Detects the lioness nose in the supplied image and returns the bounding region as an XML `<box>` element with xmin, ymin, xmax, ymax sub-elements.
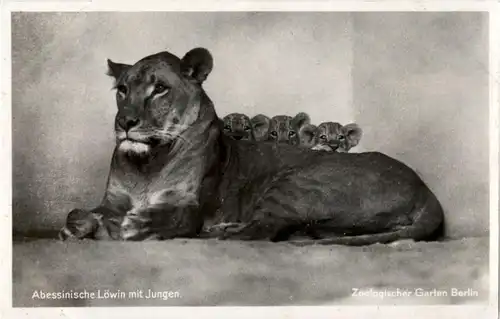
<box><xmin>118</xmin><ymin>116</ymin><xmax>140</xmax><ymax>131</ymax></box>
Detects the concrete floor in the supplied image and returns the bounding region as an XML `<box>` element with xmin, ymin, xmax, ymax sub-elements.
<box><xmin>12</xmin><ymin>237</ymin><xmax>489</xmax><ymax>307</ymax></box>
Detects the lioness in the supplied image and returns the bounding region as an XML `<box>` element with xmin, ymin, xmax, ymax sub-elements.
<box><xmin>59</xmin><ymin>47</ymin><xmax>444</xmax><ymax>245</ymax></box>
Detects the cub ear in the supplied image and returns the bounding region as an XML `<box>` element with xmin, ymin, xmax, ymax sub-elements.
<box><xmin>299</xmin><ymin>124</ymin><xmax>317</xmax><ymax>147</ymax></box>
<box><xmin>106</xmin><ymin>59</ymin><xmax>132</xmax><ymax>81</ymax></box>
<box><xmin>342</xmin><ymin>123</ymin><xmax>363</xmax><ymax>148</ymax></box>
<box><xmin>292</xmin><ymin>112</ymin><xmax>311</xmax><ymax>130</ymax></box>
<box><xmin>250</xmin><ymin>114</ymin><xmax>271</xmax><ymax>141</ymax></box>
<box><xmin>180</xmin><ymin>47</ymin><xmax>214</xmax><ymax>84</ymax></box>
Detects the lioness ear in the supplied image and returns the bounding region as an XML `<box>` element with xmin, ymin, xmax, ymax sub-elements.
<box><xmin>106</xmin><ymin>59</ymin><xmax>132</xmax><ymax>81</ymax></box>
<box><xmin>342</xmin><ymin>123</ymin><xmax>363</xmax><ymax>148</ymax></box>
<box><xmin>292</xmin><ymin>112</ymin><xmax>311</xmax><ymax>130</ymax></box>
<box><xmin>250</xmin><ymin>114</ymin><xmax>271</xmax><ymax>141</ymax></box>
<box><xmin>299</xmin><ymin>124</ymin><xmax>317</xmax><ymax>147</ymax></box>
<box><xmin>180</xmin><ymin>47</ymin><xmax>214</xmax><ymax>84</ymax></box>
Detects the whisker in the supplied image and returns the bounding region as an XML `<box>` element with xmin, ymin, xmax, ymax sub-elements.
<box><xmin>153</xmin><ymin>130</ymin><xmax>192</xmax><ymax>146</ymax></box>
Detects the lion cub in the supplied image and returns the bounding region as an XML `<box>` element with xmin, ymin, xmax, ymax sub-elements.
<box><xmin>300</xmin><ymin>121</ymin><xmax>363</xmax><ymax>152</ymax></box>
<box><xmin>221</xmin><ymin>113</ymin><xmax>255</xmax><ymax>141</ymax></box>
<box><xmin>221</xmin><ymin>113</ymin><xmax>273</xmax><ymax>142</ymax></box>
<box><xmin>265</xmin><ymin>112</ymin><xmax>311</xmax><ymax>145</ymax></box>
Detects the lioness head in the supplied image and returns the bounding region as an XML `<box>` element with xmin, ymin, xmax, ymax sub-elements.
<box><xmin>222</xmin><ymin>113</ymin><xmax>254</xmax><ymax>141</ymax></box>
<box><xmin>310</xmin><ymin>122</ymin><xmax>363</xmax><ymax>152</ymax></box>
<box><xmin>267</xmin><ymin>112</ymin><xmax>311</xmax><ymax>145</ymax></box>
<box><xmin>106</xmin><ymin>47</ymin><xmax>214</xmax><ymax>156</ymax></box>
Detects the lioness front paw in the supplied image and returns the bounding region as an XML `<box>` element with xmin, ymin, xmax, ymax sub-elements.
<box><xmin>59</xmin><ymin>208</ymin><xmax>99</xmax><ymax>241</ymax></box>
<box><xmin>120</xmin><ymin>210</ymin><xmax>154</xmax><ymax>241</ymax></box>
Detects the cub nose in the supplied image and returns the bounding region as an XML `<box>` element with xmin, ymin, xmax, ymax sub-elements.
<box><xmin>118</xmin><ymin>116</ymin><xmax>140</xmax><ymax>131</ymax></box>
<box><xmin>329</xmin><ymin>141</ymin><xmax>341</xmax><ymax>151</ymax></box>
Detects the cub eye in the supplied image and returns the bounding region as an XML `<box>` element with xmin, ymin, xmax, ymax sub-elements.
<box><xmin>244</xmin><ymin>126</ymin><xmax>251</xmax><ymax>131</ymax></box>
<box><xmin>270</xmin><ymin>131</ymin><xmax>278</xmax><ymax>137</ymax></box>
<box><xmin>224</xmin><ymin>125</ymin><xmax>231</xmax><ymax>131</ymax></box>
<box><xmin>320</xmin><ymin>135</ymin><xmax>327</xmax><ymax>140</ymax></box>
<box><xmin>153</xmin><ymin>82</ymin><xmax>169</xmax><ymax>95</ymax></box>
<box><xmin>288</xmin><ymin>131</ymin><xmax>296</xmax><ymax>137</ymax></box>
<box><xmin>116</xmin><ymin>85</ymin><xmax>128</xmax><ymax>96</ymax></box>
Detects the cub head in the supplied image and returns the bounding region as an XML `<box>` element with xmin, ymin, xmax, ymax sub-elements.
<box><xmin>311</xmin><ymin>122</ymin><xmax>363</xmax><ymax>152</ymax></box>
<box><xmin>250</xmin><ymin>114</ymin><xmax>271</xmax><ymax>141</ymax></box>
<box><xmin>106</xmin><ymin>47</ymin><xmax>214</xmax><ymax>156</ymax></box>
<box><xmin>267</xmin><ymin>112</ymin><xmax>311</xmax><ymax>145</ymax></box>
<box><xmin>222</xmin><ymin>113</ymin><xmax>254</xmax><ymax>141</ymax></box>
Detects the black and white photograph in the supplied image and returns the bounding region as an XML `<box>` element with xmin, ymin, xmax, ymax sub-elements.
<box><xmin>2</xmin><ymin>1</ymin><xmax>498</xmax><ymax>318</ymax></box>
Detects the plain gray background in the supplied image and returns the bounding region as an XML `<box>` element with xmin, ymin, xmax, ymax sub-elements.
<box><xmin>11</xmin><ymin>12</ymin><xmax>489</xmax><ymax>238</ymax></box>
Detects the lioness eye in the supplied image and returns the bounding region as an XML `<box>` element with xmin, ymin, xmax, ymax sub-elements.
<box><xmin>153</xmin><ymin>83</ymin><xmax>168</xmax><ymax>94</ymax></box>
<box><xmin>244</xmin><ymin>126</ymin><xmax>251</xmax><ymax>131</ymax></box>
<box><xmin>116</xmin><ymin>85</ymin><xmax>128</xmax><ymax>95</ymax></box>
<box><xmin>270</xmin><ymin>131</ymin><xmax>278</xmax><ymax>137</ymax></box>
<box><xmin>289</xmin><ymin>131</ymin><xmax>296</xmax><ymax>137</ymax></box>
<box><xmin>338</xmin><ymin>135</ymin><xmax>345</xmax><ymax>140</ymax></box>
<box><xmin>320</xmin><ymin>135</ymin><xmax>327</xmax><ymax>140</ymax></box>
